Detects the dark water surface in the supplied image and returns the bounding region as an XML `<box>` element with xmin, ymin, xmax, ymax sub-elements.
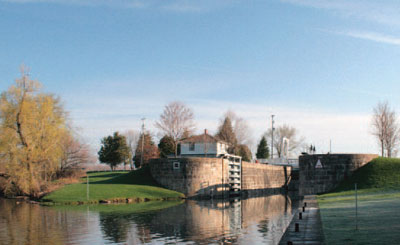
<box><xmin>0</xmin><ymin>194</ymin><xmax>298</xmax><ymax>244</ymax></box>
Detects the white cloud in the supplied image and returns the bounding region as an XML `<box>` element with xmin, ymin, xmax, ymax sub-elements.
<box><xmin>280</xmin><ymin>0</ymin><xmax>400</xmax><ymax>27</ymax></box>
<box><xmin>339</xmin><ymin>30</ymin><xmax>400</xmax><ymax>46</ymax></box>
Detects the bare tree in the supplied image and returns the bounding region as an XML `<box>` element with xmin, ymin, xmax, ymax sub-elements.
<box><xmin>123</xmin><ymin>130</ymin><xmax>140</xmax><ymax>170</ymax></box>
<box><xmin>155</xmin><ymin>101</ymin><xmax>195</xmax><ymax>156</ymax></box>
<box><xmin>266</xmin><ymin>124</ymin><xmax>304</xmax><ymax>158</ymax></box>
<box><xmin>223</xmin><ymin>110</ymin><xmax>253</xmax><ymax>147</ymax></box>
<box><xmin>59</xmin><ymin>133</ymin><xmax>95</xmax><ymax>176</ymax></box>
<box><xmin>371</xmin><ymin>101</ymin><xmax>399</xmax><ymax>157</ymax></box>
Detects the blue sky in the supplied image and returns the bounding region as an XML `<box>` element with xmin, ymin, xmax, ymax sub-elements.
<box><xmin>1</xmin><ymin>0</ymin><xmax>400</xmax><ymax>155</ymax></box>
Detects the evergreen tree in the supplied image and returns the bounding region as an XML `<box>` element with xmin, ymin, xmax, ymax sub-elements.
<box><xmin>134</xmin><ymin>132</ymin><xmax>159</xmax><ymax>168</ymax></box>
<box><xmin>235</xmin><ymin>144</ymin><xmax>252</xmax><ymax>162</ymax></box>
<box><xmin>98</xmin><ymin>132</ymin><xmax>130</xmax><ymax>171</ymax></box>
<box><xmin>158</xmin><ymin>135</ymin><xmax>175</xmax><ymax>158</ymax></box>
<box><xmin>256</xmin><ymin>136</ymin><xmax>270</xmax><ymax>159</ymax></box>
<box><xmin>216</xmin><ymin>117</ymin><xmax>237</xmax><ymax>153</ymax></box>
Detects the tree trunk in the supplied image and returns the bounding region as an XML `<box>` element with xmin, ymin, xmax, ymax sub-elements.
<box><xmin>174</xmin><ymin>141</ymin><xmax>178</xmax><ymax>157</ymax></box>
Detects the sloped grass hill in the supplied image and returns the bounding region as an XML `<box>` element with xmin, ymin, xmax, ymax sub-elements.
<box><xmin>333</xmin><ymin>157</ymin><xmax>400</xmax><ymax>192</ymax></box>
<box><xmin>43</xmin><ymin>166</ymin><xmax>184</xmax><ymax>204</ymax></box>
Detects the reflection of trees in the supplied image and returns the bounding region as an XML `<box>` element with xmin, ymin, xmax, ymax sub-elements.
<box><xmin>257</xmin><ymin>219</ymin><xmax>270</xmax><ymax>235</ymax></box>
<box><xmin>1</xmin><ymin>195</ymin><xmax>297</xmax><ymax>244</ymax></box>
<box><xmin>99</xmin><ymin>214</ymin><xmax>130</xmax><ymax>243</ymax></box>
<box><xmin>99</xmin><ymin>212</ymin><xmax>162</xmax><ymax>244</ymax></box>
<box><xmin>136</xmin><ymin>225</ymin><xmax>152</xmax><ymax>244</ymax></box>
<box><xmin>0</xmin><ymin>199</ymin><xmax>65</xmax><ymax>244</ymax></box>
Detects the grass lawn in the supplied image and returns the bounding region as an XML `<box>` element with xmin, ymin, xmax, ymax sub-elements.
<box><xmin>43</xmin><ymin>167</ymin><xmax>184</xmax><ymax>204</ymax></box>
<box><xmin>318</xmin><ymin>189</ymin><xmax>400</xmax><ymax>244</ymax></box>
<box><xmin>317</xmin><ymin>158</ymin><xmax>400</xmax><ymax>244</ymax></box>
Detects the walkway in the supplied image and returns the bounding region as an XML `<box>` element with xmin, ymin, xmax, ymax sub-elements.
<box><xmin>279</xmin><ymin>195</ymin><xmax>324</xmax><ymax>245</ymax></box>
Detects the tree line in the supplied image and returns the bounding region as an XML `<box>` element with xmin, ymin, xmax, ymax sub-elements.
<box><xmin>98</xmin><ymin>101</ymin><xmax>306</xmax><ymax>170</ymax></box>
<box><xmin>0</xmin><ymin>68</ymin><xmax>93</xmax><ymax>197</ymax></box>
<box><xmin>0</xmin><ymin>70</ymin><xmax>306</xmax><ymax>197</ymax></box>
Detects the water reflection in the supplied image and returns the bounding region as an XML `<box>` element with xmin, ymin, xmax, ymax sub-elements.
<box><xmin>0</xmin><ymin>194</ymin><xmax>297</xmax><ymax>244</ymax></box>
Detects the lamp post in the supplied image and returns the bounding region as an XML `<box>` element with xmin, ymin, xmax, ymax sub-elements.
<box><xmin>140</xmin><ymin>118</ymin><xmax>145</xmax><ymax>167</ymax></box>
<box><xmin>271</xmin><ymin>115</ymin><xmax>275</xmax><ymax>159</ymax></box>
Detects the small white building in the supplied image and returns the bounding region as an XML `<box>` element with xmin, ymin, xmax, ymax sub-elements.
<box><xmin>180</xmin><ymin>130</ymin><xmax>229</xmax><ymax>157</ymax></box>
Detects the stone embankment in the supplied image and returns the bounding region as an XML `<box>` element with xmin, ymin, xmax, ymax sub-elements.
<box><xmin>149</xmin><ymin>157</ymin><xmax>292</xmax><ymax>198</ymax></box>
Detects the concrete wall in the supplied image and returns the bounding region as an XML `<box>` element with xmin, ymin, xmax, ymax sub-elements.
<box><xmin>299</xmin><ymin>153</ymin><xmax>378</xmax><ymax>195</ymax></box>
<box><xmin>149</xmin><ymin>157</ymin><xmax>291</xmax><ymax>198</ymax></box>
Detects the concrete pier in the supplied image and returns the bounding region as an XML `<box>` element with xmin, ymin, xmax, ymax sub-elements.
<box><xmin>279</xmin><ymin>195</ymin><xmax>324</xmax><ymax>245</ymax></box>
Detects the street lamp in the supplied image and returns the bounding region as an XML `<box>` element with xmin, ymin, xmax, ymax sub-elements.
<box><xmin>271</xmin><ymin>115</ymin><xmax>275</xmax><ymax>159</ymax></box>
<box><xmin>140</xmin><ymin>118</ymin><xmax>145</xmax><ymax>167</ymax></box>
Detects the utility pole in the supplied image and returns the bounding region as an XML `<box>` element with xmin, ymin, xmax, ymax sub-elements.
<box><xmin>140</xmin><ymin>118</ymin><xmax>146</xmax><ymax>167</ymax></box>
<box><xmin>271</xmin><ymin>115</ymin><xmax>275</xmax><ymax>159</ymax></box>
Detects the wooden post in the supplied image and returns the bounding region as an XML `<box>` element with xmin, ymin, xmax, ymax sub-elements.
<box><xmin>355</xmin><ymin>183</ymin><xmax>358</xmax><ymax>230</ymax></box>
<box><xmin>87</xmin><ymin>174</ymin><xmax>89</xmax><ymax>201</ymax></box>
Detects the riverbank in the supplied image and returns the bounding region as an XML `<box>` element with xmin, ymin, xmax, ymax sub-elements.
<box><xmin>42</xmin><ymin>167</ymin><xmax>184</xmax><ymax>205</ymax></box>
<box><xmin>317</xmin><ymin>157</ymin><xmax>400</xmax><ymax>244</ymax></box>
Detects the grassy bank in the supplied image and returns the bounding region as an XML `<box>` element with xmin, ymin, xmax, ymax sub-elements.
<box><xmin>334</xmin><ymin>157</ymin><xmax>400</xmax><ymax>191</ymax></box>
<box><xmin>53</xmin><ymin>199</ymin><xmax>184</xmax><ymax>213</ymax></box>
<box><xmin>43</xmin><ymin>167</ymin><xmax>184</xmax><ymax>204</ymax></box>
<box><xmin>318</xmin><ymin>157</ymin><xmax>400</xmax><ymax>244</ymax></box>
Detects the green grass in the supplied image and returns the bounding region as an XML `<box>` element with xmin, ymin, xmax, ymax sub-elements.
<box><xmin>334</xmin><ymin>157</ymin><xmax>400</xmax><ymax>192</ymax></box>
<box><xmin>43</xmin><ymin>167</ymin><xmax>184</xmax><ymax>204</ymax></box>
<box><xmin>318</xmin><ymin>190</ymin><xmax>400</xmax><ymax>244</ymax></box>
<box><xmin>317</xmin><ymin>158</ymin><xmax>400</xmax><ymax>244</ymax></box>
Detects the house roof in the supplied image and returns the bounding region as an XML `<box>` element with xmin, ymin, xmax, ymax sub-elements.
<box><xmin>180</xmin><ymin>133</ymin><xmax>227</xmax><ymax>144</ymax></box>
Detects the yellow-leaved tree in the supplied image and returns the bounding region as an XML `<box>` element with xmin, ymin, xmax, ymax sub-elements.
<box><xmin>0</xmin><ymin>67</ymin><xmax>68</xmax><ymax>197</ymax></box>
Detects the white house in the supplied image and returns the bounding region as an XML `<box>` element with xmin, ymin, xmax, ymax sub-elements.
<box><xmin>180</xmin><ymin>130</ymin><xmax>229</xmax><ymax>157</ymax></box>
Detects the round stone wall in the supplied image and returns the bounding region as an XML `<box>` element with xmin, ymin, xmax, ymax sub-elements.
<box><xmin>299</xmin><ymin>153</ymin><xmax>378</xmax><ymax>195</ymax></box>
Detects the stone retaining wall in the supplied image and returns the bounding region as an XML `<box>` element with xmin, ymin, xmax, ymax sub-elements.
<box><xmin>241</xmin><ymin>162</ymin><xmax>291</xmax><ymax>197</ymax></box>
<box><xmin>149</xmin><ymin>157</ymin><xmax>291</xmax><ymax>198</ymax></box>
<box><xmin>299</xmin><ymin>153</ymin><xmax>378</xmax><ymax>195</ymax></box>
<box><xmin>149</xmin><ymin>158</ymin><xmax>230</xmax><ymax>198</ymax></box>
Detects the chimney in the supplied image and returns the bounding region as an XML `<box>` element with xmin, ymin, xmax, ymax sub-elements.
<box><xmin>204</xmin><ymin>129</ymin><xmax>208</xmax><ymax>135</ymax></box>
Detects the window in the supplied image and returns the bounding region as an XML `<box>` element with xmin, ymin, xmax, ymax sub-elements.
<box><xmin>173</xmin><ymin>162</ymin><xmax>180</xmax><ymax>170</ymax></box>
<box><xmin>189</xmin><ymin>142</ymin><xmax>195</xmax><ymax>151</ymax></box>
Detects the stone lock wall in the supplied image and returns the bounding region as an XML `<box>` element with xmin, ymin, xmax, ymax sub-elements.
<box><xmin>241</xmin><ymin>162</ymin><xmax>291</xmax><ymax>197</ymax></box>
<box><xmin>149</xmin><ymin>157</ymin><xmax>292</xmax><ymax>198</ymax></box>
<box><xmin>149</xmin><ymin>157</ymin><xmax>231</xmax><ymax>198</ymax></box>
<box><xmin>299</xmin><ymin>153</ymin><xmax>378</xmax><ymax>195</ymax></box>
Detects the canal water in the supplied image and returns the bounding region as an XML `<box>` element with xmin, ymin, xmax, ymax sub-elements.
<box><xmin>0</xmin><ymin>194</ymin><xmax>299</xmax><ymax>244</ymax></box>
